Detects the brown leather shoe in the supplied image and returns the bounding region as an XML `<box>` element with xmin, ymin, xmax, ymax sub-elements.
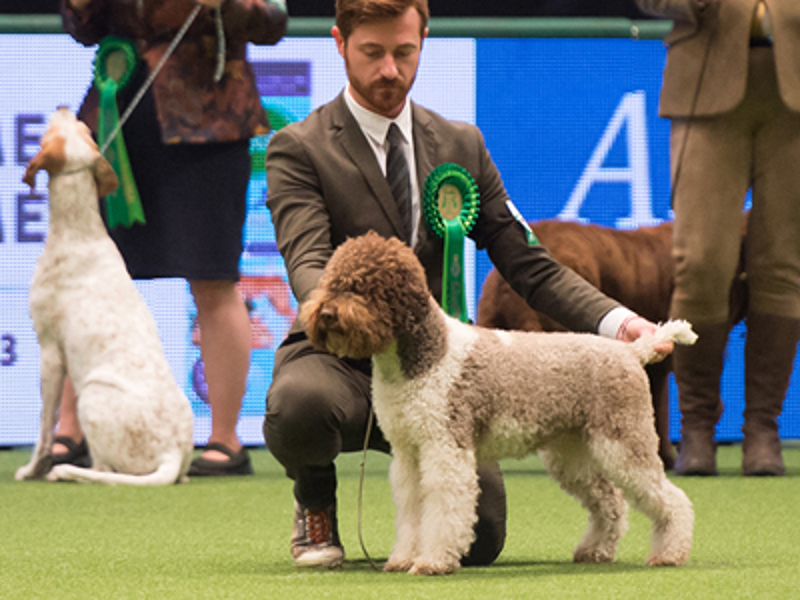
<box><xmin>674</xmin><ymin>429</ymin><xmax>717</xmax><ymax>476</ymax></box>
<box><xmin>291</xmin><ymin>501</ymin><xmax>344</xmax><ymax>568</ymax></box>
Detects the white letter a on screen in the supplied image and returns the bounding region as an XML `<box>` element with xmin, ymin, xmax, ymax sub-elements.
<box><xmin>558</xmin><ymin>91</ymin><xmax>659</xmax><ymax>229</ymax></box>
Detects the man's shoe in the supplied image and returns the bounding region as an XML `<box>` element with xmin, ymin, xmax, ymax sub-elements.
<box><xmin>291</xmin><ymin>501</ymin><xmax>344</xmax><ymax>568</ymax></box>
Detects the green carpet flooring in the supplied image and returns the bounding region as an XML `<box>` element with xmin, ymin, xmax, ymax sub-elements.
<box><xmin>2</xmin><ymin>444</ymin><xmax>799</xmax><ymax>599</ymax></box>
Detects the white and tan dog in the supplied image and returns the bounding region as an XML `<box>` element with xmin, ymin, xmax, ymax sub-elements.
<box><xmin>15</xmin><ymin>107</ymin><xmax>194</xmax><ymax>485</ymax></box>
<box><xmin>302</xmin><ymin>232</ymin><xmax>696</xmax><ymax>575</ymax></box>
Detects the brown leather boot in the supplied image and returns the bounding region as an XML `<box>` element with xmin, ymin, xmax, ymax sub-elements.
<box><xmin>742</xmin><ymin>312</ymin><xmax>800</xmax><ymax>476</ymax></box>
<box><xmin>672</xmin><ymin>322</ymin><xmax>730</xmax><ymax>476</ymax></box>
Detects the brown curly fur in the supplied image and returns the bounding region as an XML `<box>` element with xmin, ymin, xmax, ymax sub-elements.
<box><xmin>301</xmin><ymin>232</ymin><xmax>444</xmax><ymax>373</ymax></box>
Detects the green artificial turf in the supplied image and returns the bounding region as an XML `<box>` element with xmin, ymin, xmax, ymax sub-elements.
<box><xmin>2</xmin><ymin>444</ymin><xmax>799</xmax><ymax>599</ymax></box>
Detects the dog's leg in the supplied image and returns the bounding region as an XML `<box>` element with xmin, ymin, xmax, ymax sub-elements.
<box><xmin>639</xmin><ymin>477</ymin><xmax>694</xmax><ymax>567</ymax></box>
<box><xmin>589</xmin><ymin>436</ymin><xmax>694</xmax><ymax>566</ymax></box>
<box><xmin>409</xmin><ymin>443</ymin><xmax>479</xmax><ymax>575</ymax></box>
<box><xmin>15</xmin><ymin>345</ymin><xmax>66</xmax><ymax>480</ymax></box>
<box><xmin>384</xmin><ymin>448</ymin><xmax>422</xmax><ymax>572</ymax></box>
<box><xmin>539</xmin><ymin>434</ymin><xmax>629</xmax><ymax>564</ymax></box>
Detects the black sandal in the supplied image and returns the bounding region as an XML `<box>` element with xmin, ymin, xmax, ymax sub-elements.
<box><xmin>188</xmin><ymin>442</ymin><xmax>253</xmax><ymax>477</ymax></box>
<box><xmin>51</xmin><ymin>436</ymin><xmax>92</xmax><ymax>468</ymax></box>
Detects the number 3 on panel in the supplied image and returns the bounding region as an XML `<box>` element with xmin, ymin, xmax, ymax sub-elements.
<box><xmin>1</xmin><ymin>334</ymin><xmax>17</xmax><ymax>366</ymax></box>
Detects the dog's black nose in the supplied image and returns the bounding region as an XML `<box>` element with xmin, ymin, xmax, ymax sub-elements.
<box><xmin>320</xmin><ymin>306</ymin><xmax>338</xmax><ymax>328</ymax></box>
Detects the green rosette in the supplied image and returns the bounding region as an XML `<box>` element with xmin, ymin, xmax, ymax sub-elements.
<box><xmin>422</xmin><ymin>163</ymin><xmax>480</xmax><ymax>323</ymax></box>
<box><xmin>93</xmin><ymin>36</ymin><xmax>145</xmax><ymax>228</ymax></box>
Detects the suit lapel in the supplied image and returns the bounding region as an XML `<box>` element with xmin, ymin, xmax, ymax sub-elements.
<box><xmin>331</xmin><ymin>93</ymin><xmax>408</xmax><ymax>239</ymax></box>
<box><xmin>412</xmin><ymin>103</ymin><xmax>436</xmax><ymax>251</ymax></box>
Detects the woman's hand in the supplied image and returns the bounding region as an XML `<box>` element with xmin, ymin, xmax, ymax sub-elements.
<box><xmin>67</xmin><ymin>0</ymin><xmax>93</xmax><ymax>11</ymax></box>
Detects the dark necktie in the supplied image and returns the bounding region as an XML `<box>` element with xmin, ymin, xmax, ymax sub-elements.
<box><xmin>385</xmin><ymin>123</ymin><xmax>412</xmax><ymax>242</ymax></box>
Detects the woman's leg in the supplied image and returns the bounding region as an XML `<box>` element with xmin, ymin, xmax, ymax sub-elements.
<box><xmin>189</xmin><ymin>279</ymin><xmax>251</xmax><ymax>464</ymax></box>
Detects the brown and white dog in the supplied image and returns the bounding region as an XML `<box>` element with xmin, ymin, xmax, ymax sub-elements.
<box><xmin>15</xmin><ymin>107</ymin><xmax>194</xmax><ymax>485</ymax></box>
<box><xmin>477</xmin><ymin>219</ymin><xmax>748</xmax><ymax>469</ymax></box>
<box><xmin>302</xmin><ymin>232</ymin><xmax>696</xmax><ymax>575</ymax></box>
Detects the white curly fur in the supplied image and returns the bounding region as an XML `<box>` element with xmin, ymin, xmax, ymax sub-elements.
<box><xmin>14</xmin><ymin>108</ymin><xmax>194</xmax><ymax>486</ymax></box>
<box><xmin>303</xmin><ymin>232</ymin><xmax>695</xmax><ymax>575</ymax></box>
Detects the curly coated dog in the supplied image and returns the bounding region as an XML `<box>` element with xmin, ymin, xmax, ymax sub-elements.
<box><xmin>477</xmin><ymin>219</ymin><xmax>749</xmax><ymax>470</ymax></box>
<box><xmin>301</xmin><ymin>231</ymin><xmax>696</xmax><ymax>575</ymax></box>
<box><xmin>15</xmin><ymin>107</ymin><xmax>194</xmax><ymax>485</ymax></box>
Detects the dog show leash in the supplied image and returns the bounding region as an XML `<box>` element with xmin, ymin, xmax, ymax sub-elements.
<box><xmin>357</xmin><ymin>405</ymin><xmax>381</xmax><ymax>571</ymax></box>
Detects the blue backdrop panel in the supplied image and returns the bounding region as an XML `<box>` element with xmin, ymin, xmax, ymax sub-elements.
<box><xmin>475</xmin><ymin>37</ymin><xmax>800</xmax><ymax>442</ymax></box>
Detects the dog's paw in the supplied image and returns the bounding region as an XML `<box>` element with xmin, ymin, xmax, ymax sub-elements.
<box><xmin>573</xmin><ymin>547</ymin><xmax>616</xmax><ymax>564</ymax></box>
<box><xmin>646</xmin><ymin>550</ymin><xmax>689</xmax><ymax>567</ymax></box>
<box><xmin>14</xmin><ymin>464</ymin><xmax>36</xmax><ymax>481</ymax></box>
<box><xmin>408</xmin><ymin>559</ymin><xmax>458</xmax><ymax>576</ymax></box>
<box><xmin>14</xmin><ymin>456</ymin><xmax>52</xmax><ymax>480</ymax></box>
<box><xmin>383</xmin><ymin>555</ymin><xmax>413</xmax><ymax>572</ymax></box>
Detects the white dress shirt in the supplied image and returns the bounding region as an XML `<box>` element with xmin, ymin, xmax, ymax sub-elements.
<box><xmin>344</xmin><ymin>85</ymin><xmax>421</xmax><ymax>248</ymax></box>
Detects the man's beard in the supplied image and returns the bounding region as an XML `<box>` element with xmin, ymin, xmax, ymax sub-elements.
<box><xmin>372</xmin><ymin>80</ymin><xmax>405</xmax><ymax>108</ymax></box>
<box><xmin>348</xmin><ymin>66</ymin><xmax>414</xmax><ymax>116</ymax></box>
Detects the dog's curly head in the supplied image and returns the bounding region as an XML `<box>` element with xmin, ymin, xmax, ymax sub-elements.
<box><xmin>300</xmin><ymin>232</ymin><xmax>432</xmax><ymax>359</ymax></box>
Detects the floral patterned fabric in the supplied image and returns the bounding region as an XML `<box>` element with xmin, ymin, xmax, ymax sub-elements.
<box><xmin>62</xmin><ymin>0</ymin><xmax>288</xmax><ymax>144</ymax></box>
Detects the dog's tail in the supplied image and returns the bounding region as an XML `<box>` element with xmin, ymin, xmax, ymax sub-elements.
<box><xmin>630</xmin><ymin>319</ymin><xmax>699</xmax><ymax>365</ymax></box>
<box><xmin>49</xmin><ymin>449</ymin><xmax>187</xmax><ymax>486</ymax></box>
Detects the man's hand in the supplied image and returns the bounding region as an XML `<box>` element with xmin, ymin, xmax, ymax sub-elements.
<box><xmin>618</xmin><ymin>316</ymin><xmax>674</xmax><ymax>361</ymax></box>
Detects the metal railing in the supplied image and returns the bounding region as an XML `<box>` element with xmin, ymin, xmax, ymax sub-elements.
<box><xmin>0</xmin><ymin>14</ymin><xmax>671</xmax><ymax>39</ymax></box>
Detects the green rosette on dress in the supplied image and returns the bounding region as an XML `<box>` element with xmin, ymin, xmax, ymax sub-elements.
<box><xmin>93</xmin><ymin>36</ymin><xmax>145</xmax><ymax>228</ymax></box>
<box><xmin>422</xmin><ymin>163</ymin><xmax>480</xmax><ymax>323</ymax></box>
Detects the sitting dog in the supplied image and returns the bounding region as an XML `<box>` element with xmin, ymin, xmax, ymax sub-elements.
<box><xmin>301</xmin><ymin>232</ymin><xmax>696</xmax><ymax>575</ymax></box>
<box><xmin>15</xmin><ymin>107</ymin><xmax>194</xmax><ymax>485</ymax></box>
<box><xmin>477</xmin><ymin>219</ymin><xmax>748</xmax><ymax>470</ymax></box>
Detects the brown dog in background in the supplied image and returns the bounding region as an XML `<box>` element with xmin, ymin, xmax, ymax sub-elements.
<box><xmin>477</xmin><ymin>219</ymin><xmax>748</xmax><ymax>470</ymax></box>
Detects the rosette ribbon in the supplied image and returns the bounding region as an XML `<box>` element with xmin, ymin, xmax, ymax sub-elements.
<box><xmin>422</xmin><ymin>164</ymin><xmax>480</xmax><ymax>323</ymax></box>
<box><xmin>93</xmin><ymin>36</ymin><xmax>145</xmax><ymax>228</ymax></box>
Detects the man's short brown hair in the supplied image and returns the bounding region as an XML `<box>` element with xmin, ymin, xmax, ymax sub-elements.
<box><xmin>335</xmin><ymin>0</ymin><xmax>429</xmax><ymax>40</ymax></box>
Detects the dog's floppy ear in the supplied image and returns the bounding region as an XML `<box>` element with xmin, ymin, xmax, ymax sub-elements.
<box><xmin>93</xmin><ymin>156</ymin><xmax>119</xmax><ymax>197</ymax></box>
<box><xmin>22</xmin><ymin>150</ymin><xmax>46</xmax><ymax>189</ymax></box>
<box><xmin>22</xmin><ymin>134</ymin><xmax>67</xmax><ymax>189</ymax></box>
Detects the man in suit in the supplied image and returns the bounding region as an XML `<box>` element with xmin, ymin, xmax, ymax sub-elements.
<box><xmin>264</xmin><ymin>0</ymin><xmax>672</xmax><ymax>568</ymax></box>
<box><xmin>637</xmin><ymin>0</ymin><xmax>800</xmax><ymax>476</ymax></box>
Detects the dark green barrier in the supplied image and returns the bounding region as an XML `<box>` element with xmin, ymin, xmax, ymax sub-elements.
<box><xmin>0</xmin><ymin>14</ymin><xmax>671</xmax><ymax>39</ymax></box>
